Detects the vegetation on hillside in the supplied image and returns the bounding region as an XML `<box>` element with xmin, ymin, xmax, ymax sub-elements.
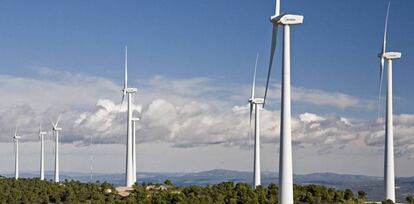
<box><xmin>0</xmin><ymin>176</ymin><xmax>411</xmax><ymax>203</ymax></box>
<box><xmin>0</xmin><ymin>177</ymin><xmax>117</xmax><ymax>203</ymax></box>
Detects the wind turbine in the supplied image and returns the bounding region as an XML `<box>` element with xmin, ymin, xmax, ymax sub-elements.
<box><xmin>263</xmin><ymin>0</ymin><xmax>303</xmax><ymax>203</ymax></box>
<box><xmin>13</xmin><ymin>128</ymin><xmax>22</xmax><ymax>180</ymax></box>
<box><xmin>248</xmin><ymin>54</ymin><xmax>264</xmax><ymax>188</ymax></box>
<box><xmin>377</xmin><ymin>3</ymin><xmax>401</xmax><ymax>202</ymax></box>
<box><xmin>51</xmin><ymin>116</ymin><xmax>62</xmax><ymax>183</ymax></box>
<box><xmin>121</xmin><ymin>46</ymin><xmax>138</xmax><ymax>187</ymax></box>
<box><xmin>131</xmin><ymin>117</ymin><xmax>140</xmax><ymax>183</ymax></box>
<box><xmin>39</xmin><ymin>124</ymin><xmax>47</xmax><ymax>180</ymax></box>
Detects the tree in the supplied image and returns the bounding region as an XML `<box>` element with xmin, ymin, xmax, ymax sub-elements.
<box><xmin>234</xmin><ymin>183</ymin><xmax>257</xmax><ymax>203</ymax></box>
<box><xmin>382</xmin><ymin>199</ymin><xmax>394</xmax><ymax>204</ymax></box>
<box><xmin>357</xmin><ymin>190</ymin><xmax>367</xmax><ymax>200</ymax></box>
<box><xmin>254</xmin><ymin>186</ymin><xmax>267</xmax><ymax>204</ymax></box>
<box><xmin>163</xmin><ymin>179</ymin><xmax>173</xmax><ymax>186</ymax></box>
<box><xmin>344</xmin><ymin>189</ymin><xmax>354</xmax><ymax>200</ymax></box>
<box><xmin>407</xmin><ymin>195</ymin><xmax>414</xmax><ymax>204</ymax></box>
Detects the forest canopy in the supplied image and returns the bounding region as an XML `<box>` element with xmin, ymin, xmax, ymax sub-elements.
<box><xmin>0</xmin><ymin>176</ymin><xmax>410</xmax><ymax>204</ymax></box>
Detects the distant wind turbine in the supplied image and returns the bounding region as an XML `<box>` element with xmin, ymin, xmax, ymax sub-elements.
<box><xmin>377</xmin><ymin>3</ymin><xmax>401</xmax><ymax>202</ymax></box>
<box><xmin>13</xmin><ymin>128</ymin><xmax>22</xmax><ymax>180</ymax></box>
<box><xmin>121</xmin><ymin>46</ymin><xmax>138</xmax><ymax>187</ymax></box>
<box><xmin>263</xmin><ymin>0</ymin><xmax>303</xmax><ymax>203</ymax></box>
<box><xmin>248</xmin><ymin>54</ymin><xmax>264</xmax><ymax>188</ymax></box>
<box><xmin>132</xmin><ymin>117</ymin><xmax>140</xmax><ymax>183</ymax></box>
<box><xmin>39</xmin><ymin>124</ymin><xmax>47</xmax><ymax>180</ymax></box>
<box><xmin>51</xmin><ymin>115</ymin><xmax>62</xmax><ymax>183</ymax></box>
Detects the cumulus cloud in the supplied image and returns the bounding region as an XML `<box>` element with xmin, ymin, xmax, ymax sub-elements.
<box><xmin>364</xmin><ymin>115</ymin><xmax>414</xmax><ymax>159</ymax></box>
<box><xmin>0</xmin><ymin>69</ymin><xmax>413</xmax><ymax>159</ymax></box>
<box><xmin>57</xmin><ymin>97</ymin><xmax>414</xmax><ymax>159</ymax></box>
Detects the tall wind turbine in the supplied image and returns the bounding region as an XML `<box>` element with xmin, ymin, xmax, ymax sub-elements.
<box><xmin>131</xmin><ymin>117</ymin><xmax>140</xmax><ymax>183</ymax></box>
<box><xmin>39</xmin><ymin>125</ymin><xmax>47</xmax><ymax>180</ymax></box>
<box><xmin>248</xmin><ymin>54</ymin><xmax>264</xmax><ymax>188</ymax></box>
<box><xmin>263</xmin><ymin>0</ymin><xmax>303</xmax><ymax>203</ymax></box>
<box><xmin>51</xmin><ymin>116</ymin><xmax>62</xmax><ymax>183</ymax></box>
<box><xmin>13</xmin><ymin>128</ymin><xmax>22</xmax><ymax>180</ymax></box>
<box><xmin>377</xmin><ymin>3</ymin><xmax>401</xmax><ymax>202</ymax></box>
<box><xmin>121</xmin><ymin>46</ymin><xmax>138</xmax><ymax>187</ymax></box>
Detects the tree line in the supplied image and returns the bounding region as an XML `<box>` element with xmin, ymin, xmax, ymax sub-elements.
<box><xmin>0</xmin><ymin>176</ymin><xmax>413</xmax><ymax>203</ymax></box>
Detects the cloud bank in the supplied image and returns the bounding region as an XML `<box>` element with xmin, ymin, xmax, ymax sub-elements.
<box><xmin>0</xmin><ymin>69</ymin><xmax>413</xmax><ymax>159</ymax></box>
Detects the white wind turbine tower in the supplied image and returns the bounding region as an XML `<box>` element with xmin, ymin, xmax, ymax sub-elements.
<box><xmin>13</xmin><ymin>128</ymin><xmax>22</xmax><ymax>180</ymax></box>
<box><xmin>248</xmin><ymin>54</ymin><xmax>264</xmax><ymax>188</ymax></box>
<box><xmin>51</xmin><ymin>116</ymin><xmax>62</xmax><ymax>183</ymax></box>
<box><xmin>131</xmin><ymin>117</ymin><xmax>140</xmax><ymax>183</ymax></box>
<box><xmin>377</xmin><ymin>3</ymin><xmax>401</xmax><ymax>202</ymax></box>
<box><xmin>263</xmin><ymin>0</ymin><xmax>303</xmax><ymax>203</ymax></box>
<box><xmin>121</xmin><ymin>46</ymin><xmax>138</xmax><ymax>187</ymax></box>
<box><xmin>38</xmin><ymin>124</ymin><xmax>47</xmax><ymax>180</ymax></box>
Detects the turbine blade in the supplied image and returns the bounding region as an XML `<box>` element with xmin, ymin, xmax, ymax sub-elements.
<box><xmin>378</xmin><ymin>58</ymin><xmax>385</xmax><ymax>118</ymax></box>
<box><xmin>249</xmin><ymin>103</ymin><xmax>253</xmax><ymax>125</ymax></box>
<box><xmin>39</xmin><ymin>123</ymin><xmax>42</xmax><ymax>137</ymax></box>
<box><xmin>377</xmin><ymin>3</ymin><xmax>390</xmax><ymax>119</ymax></box>
<box><xmin>53</xmin><ymin>131</ymin><xmax>55</xmax><ymax>154</ymax></box>
<box><xmin>275</xmin><ymin>0</ymin><xmax>280</xmax><ymax>16</ymax></box>
<box><xmin>13</xmin><ymin>138</ymin><xmax>16</xmax><ymax>156</ymax></box>
<box><xmin>382</xmin><ymin>2</ymin><xmax>390</xmax><ymax>54</ymax></box>
<box><xmin>120</xmin><ymin>46</ymin><xmax>128</xmax><ymax>109</ymax></box>
<box><xmin>251</xmin><ymin>53</ymin><xmax>259</xmax><ymax>100</ymax></box>
<box><xmin>55</xmin><ymin>115</ymin><xmax>61</xmax><ymax>127</ymax></box>
<box><xmin>50</xmin><ymin>119</ymin><xmax>55</xmax><ymax>129</ymax></box>
<box><xmin>124</xmin><ymin>46</ymin><xmax>128</xmax><ymax>90</ymax></box>
<box><xmin>263</xmin><ymin>24</ymin><xmax>278</xmax><ymax>107</ymax></box>
<box><xmin>120</xmin><ymin>91</ymin><xmax>126</xmax><ymax>110</ymax></box>
<box><xmin>248</xmin><ymin>103</ymin><xmax>253</xmax><ymax>145</ymax></box>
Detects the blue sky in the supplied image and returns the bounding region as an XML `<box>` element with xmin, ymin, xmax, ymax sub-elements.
<box><xmin>1</xmin><ymin>0</ymin><xmax>413</xmax><ymax>105</ymax></box>
<box><xmin>0</xmin><ymin>0</ymin><xmax>413</xmax><ymax>176</ymax></box>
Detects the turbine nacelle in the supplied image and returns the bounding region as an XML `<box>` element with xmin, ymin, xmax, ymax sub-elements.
<box><xmin>249</xmin><ymin>98</ymin><xmax>265</xmax><ymax>104</ymax></box>
<box><xmin>383</xmin><ymin>52</ymin><xmax>402</xmax><ymax>60</ymax></box>
<box><xmin>131</xmin><ymin>117</ymin><xmax>140</xmax><ymax>122</ymax></box>
<box><xmin>13</xmin><ymin>128</ymin><xmax>22</xmax><ymax>140</ymax></box>
<box><xmin>271</xmin><ymin>13</ymin><xmax>304</xmax><ymax>25</ymax></box>
<box><xmin>39</xmin><ymin>126</ymin><xmax>47</xmax><ymax>137</ymax></box>
<box><xmin>123</xmin><ymin>87</ymin><xmax>138</xmax><ymax>93</ymax></box>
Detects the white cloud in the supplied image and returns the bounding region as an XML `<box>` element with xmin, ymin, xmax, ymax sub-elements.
<box><xmin>0</xmin><ymin>70</ymin><xmax>413</xmax><ymax>160</ymax></box>
<box><xmin>292</xmin><ymin>86</ymin><xmax>375</xmax><ymax>110</ymax></box>
<box><xmin>0</xmin><ymin>72</ymin><xmax>119</xmax><ymax>112</ymax></box>
<box><xmin>259</xmin><ymin>84</ymin><xmax>375</xmax><ymax>110</ymax></box>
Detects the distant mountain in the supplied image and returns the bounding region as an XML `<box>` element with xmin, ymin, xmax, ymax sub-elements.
<box><xmin>3</xmin><ymin>170</ymin><xmax>414</xmax><ymax>202</ymax></box>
